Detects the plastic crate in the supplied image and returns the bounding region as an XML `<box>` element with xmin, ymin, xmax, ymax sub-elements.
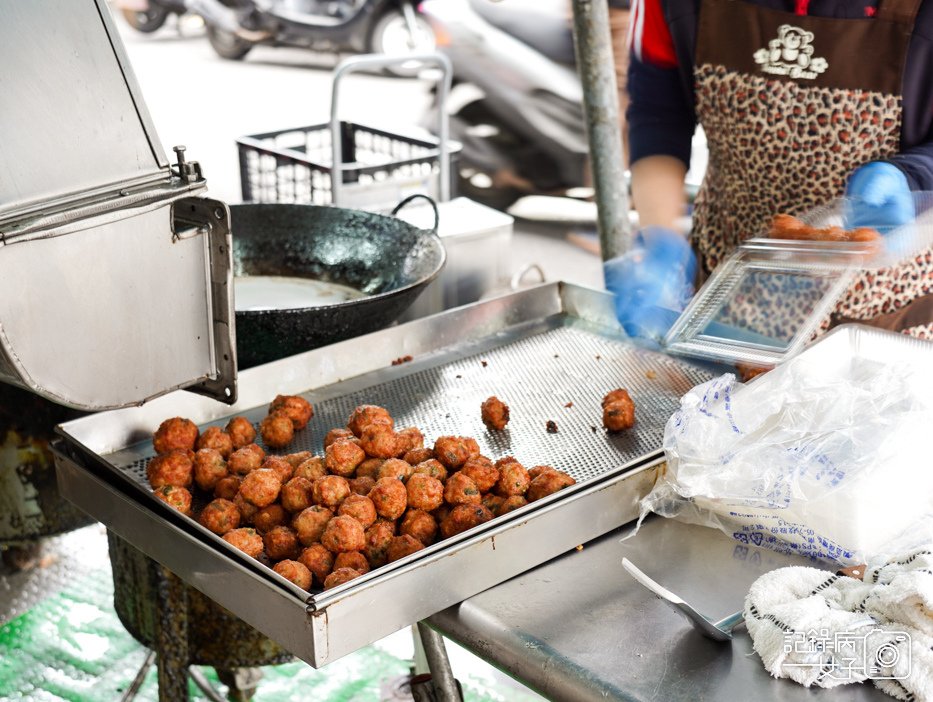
<box><xmin>237</xmin><ymin>120</ymin><xmax>457</xmax><ymax>211</ymax></box>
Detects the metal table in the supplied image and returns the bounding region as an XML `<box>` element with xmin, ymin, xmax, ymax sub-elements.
<box><xmin>430</xmin><ymin>516</ymin><xmax>889</xmax><ymax>701</ymax></box>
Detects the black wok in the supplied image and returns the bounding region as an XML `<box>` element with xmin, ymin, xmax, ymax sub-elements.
<box><xmin>231</xmin><ymin>198</ymin><xmax>445</xmax><ymax>368</ymax></box>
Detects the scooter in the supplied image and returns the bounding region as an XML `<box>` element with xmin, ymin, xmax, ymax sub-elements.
<box><xmin>190</xmin><ymin>0</ymin><xmax>434</xmax><ymax>61</ymax></box>
<box><xmin>116</xmin><ymin>0</ymin><xmax>189</xmax><ymax>33</ymax></box>
<box><xmin>421</xmin><ymin>0</ymin><xmax>587</xmax><ymax>202</ymax></box>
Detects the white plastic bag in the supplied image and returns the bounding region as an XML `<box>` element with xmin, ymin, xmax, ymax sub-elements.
<box><xmin>639</xmin><ymin>347</ymin><xmax>933</xmax><ymax>565</ymax></box>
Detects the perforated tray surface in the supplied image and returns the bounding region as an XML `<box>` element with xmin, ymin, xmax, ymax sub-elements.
<box><xmin>114</xmin><ymin>320</ymin><xmax>710</xmax><ymax>490</ymax></box>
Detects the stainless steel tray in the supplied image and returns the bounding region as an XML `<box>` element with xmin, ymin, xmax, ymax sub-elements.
<box><xmin>54</xmin><ymin>282</ymin><xmax>713</xmax><ymax>666</ymax></box>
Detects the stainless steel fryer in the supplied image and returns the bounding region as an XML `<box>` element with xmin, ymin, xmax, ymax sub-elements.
<box><xmin>0</xmin><ymin>0</ymin><xmax>235</xmax><ymax>410</ymax></box>
<box><xmin>54</xmin><ymin>282</ymin><xmax>713</xmax><ymax>667</ymax></box>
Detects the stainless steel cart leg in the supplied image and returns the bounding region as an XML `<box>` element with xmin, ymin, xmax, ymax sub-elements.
<box><xmin>416</xmin><ymin>621</ymin><xmax>461</xmax><ymax>702</ymax></box>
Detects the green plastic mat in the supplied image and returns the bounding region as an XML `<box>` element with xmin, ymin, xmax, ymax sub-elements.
<box><xmin>0</xmin><ymin>555</ymin><xmax>538</xmax><ymax>701</ymax></box>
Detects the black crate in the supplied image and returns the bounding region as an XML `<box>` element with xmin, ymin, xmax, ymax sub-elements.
<box><xmin>237</xmin><ymin>121</ymin><xmax>456</xmax><ymax>210</ymax></box>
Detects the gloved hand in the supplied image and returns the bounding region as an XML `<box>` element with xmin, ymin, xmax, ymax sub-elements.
<box><xmin>844</xmin><ymin>161</ymin><xmax>914</xmax><ymax>233</ymax></box>
<box><xmin>603</xmin><ymin>227</ymin><xmax>697</xmax><ymax>343</ymax></box>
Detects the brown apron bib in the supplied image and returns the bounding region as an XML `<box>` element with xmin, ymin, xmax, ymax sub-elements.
<box><xmin>693</xmin><ymin>0</ymin><xmax>933</xmax><ymax>338</ymax></box>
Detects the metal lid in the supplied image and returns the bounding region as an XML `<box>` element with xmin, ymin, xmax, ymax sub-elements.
<box><xmin>0</xmin><ymin>0</ymin><xmax>169</xmax><ymax>228</ymax></box>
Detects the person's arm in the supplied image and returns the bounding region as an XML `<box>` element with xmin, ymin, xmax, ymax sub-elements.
<box><xmin>887</xmin><ymin>148</ymin><xmax>933</xmax><ymax>191</ymax></box>
<box><xmin>630</xmin><ymin>155</ymin><xmax>687</xmax><ymax>230</ymax></box>
<box><xmin>625</xmin><ymin>0</ymin><xmax>695</xmax><ymax>230</ymax></box>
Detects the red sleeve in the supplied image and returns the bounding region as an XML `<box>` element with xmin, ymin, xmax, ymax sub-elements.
<box><xmin>628</xmin><ymin>0</ymin><xmax>678</xmax><ymax>68</ymax></box>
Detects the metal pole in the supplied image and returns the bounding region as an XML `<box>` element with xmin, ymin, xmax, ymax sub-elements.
<box><xmin>571</xmin><ymin>0</ymin><xmax>632</xmax><ymax>264</ymax></box>
<box><xmin>416</xmin><ymin>621</ymin><xmax>461</xmax><ymax>702</ymax></box>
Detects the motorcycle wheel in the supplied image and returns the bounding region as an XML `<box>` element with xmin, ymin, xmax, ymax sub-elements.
<box><xmin>206</xmin><ymin>25</ymin><xmax>254</xmax><ymax>60</ymax></box>
<box><xmin>121</xmin><ymin>6</ymin><xmax>170</xmax><ymax>33</ymax></box>
<box><xmin>367</xmin><ymin>8</ymin><xmax>436</xmax><ymax>74</ymax></box>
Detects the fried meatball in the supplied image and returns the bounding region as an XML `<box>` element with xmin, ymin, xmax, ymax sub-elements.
<box><xmin>321</xmin><ymin>515</ymin><xmax>366</xmax><ymax>553</ymax></box>
<box><xmin>440</xmin><ymin>504</ymin><xmax>493</xmax><ymax>539</ymax></box>
<box><xmin>324</xmin><ymin>567</ymin><xmax>361</xmax><ymax>590</ymax></box>
<box><xmin>147</xmin><ymin>450</ymin><xmax>194</xmax><ymax>489</ymax></box>
<box><xmin>253</xmin><ymin>504</ymin><xmax>287</xmax><ymax>534</ymax></box>
<box><xmin>482</xmin><ymin>494</ymin><xmax>505</xmax><ymax>514</ymax></box>
<box><xmin>298</xmin><ymin>543</ymin><xmax>334</xmax><ymax>585</ymax></box>
<box><xmin>312</xmin><ymin>475</ymin><xmax>351</xmax><ymax>510</ymax></box>
<box><xmin>294</xmin><ymin>456</ymin><xmax>326</xmax><ymax>482</ymax></box>
<box><xmin>223</xmin><ymin>528</ymin><xmax>263</xmax><ymax>558</ymax></box>
<box><xmin>463</xmin><ymin>438</ymin><xmax>481</xmax><ymax>458</ymax></box>
<box><xmin>363</xmin><ymin>521</ymin><xmax>396</xmax><ymax>568</ymax></box>
<box><xmin>360</xmin><ymin>424</ymin><xmax>402</xmax><ymax>459</ymax></box>
<box><xmin>387</xmin><ymin>535</ymin><xmax>425</xmax><ymax>563</ymax></box>
<box><xmin>527</xmin><ymin>471</ymin><xmax>575</xmax><ymax>502</ymax></box>
<box><xmin>196</xmin><ymin>426</ymin><xmax>234</xmax><ymax>459</ymax></box>
<box><xmin>528</xmin><ymin>465</ymin><xmax>557</xmax><ymax>481</ymax></box>
<box><xmin>269</xmin><ymin>394</ymin><xmax>313</xmax><ymax>430</ymax></box>
<box><xmin>154</xmin><ymin>485</ymin><xmax>192</xmax><ymax>515</ymax></box>
<box><xmin>239</xmin><ymin>468</ymin><xmax>282</xmax><ymax>508</ymax></box>
<box><xmin>292</xmin><ymin>505</ymin><xmax>334</xmax><ymax>545</ymax></box>
<box><xmin>412</xmin><ymin>459</ymin><xmax>448</xmax><ymax>482</ymax></box>
<box><xmin>348</xmin><ymin>476</ymin><xmax>376</xmax><ymax>496</ymax></box>
<box><xmin>444</xmin><ymin>472</ymin><xmax>482</xmax><ymax>506</ymax></box>
<box><xmin>281</xmin><ymin>477</ymin><xmax>314</xmax><ymax>513</ymax></box>
<box><xmin>324</xmin><ymin>428</ymin><xmax>355</xmax><ymax>448</ymax></box>
<box><xmin>153</xmin><ymin>417</ymin><xmax>199</xmax><ymax>455</ymax></box>
<box><xmin>199</xmin><ymin>498</ymin><xmax>240</xmax><ymax>534</ymax></box>
<box><xmin>325</xmin><ymin>439</ymin><xmax>366</xmax><ymax>478</ymax></box>
<box><xmin>225</xmin><ymin>416</ymin><xmax>257</xmax><ymax>449</ymax></box>
<box><xmin>395</xmin><ymin>427</ymin><xmax>425</xmax><ymax>457</ymax></box>
<box><xmin>376</xmin><ymin>458</ymin><xmax>414</xmax><ymax>483</ymax></box>
<box><xmin>400</xmin><ymin>510</ymin><xmax>437</xmax><ymax>546</ymax></box>
<box><xmin>432</xmin><ymin>504</ymin><xmax>451</xmax><ymax>524</ymax></box>
<box><xmin>337</xmin><ymin>494</ymin><xmax>377</xmax><ymax>529</ymax></box>
<box><xmin>262</xmin><ymin>455</ymin><xmax>294</xmax><ymax>484</ymax></box>
<box><xmin>233</xmin><ymin>493</ymin><xmax>259</xmax><ymax>524</ymax></box>
<box><xmin>347</xmin><ymin>405</ymin><xmax>393</xmax><ymax>437</ymax></box>
<box><xmin>736</xmin><ymin>363</ymin><xmax>771</xmax><ymax>383</ymax></box>
<box><xmin>495</xmin><ymin>462</ymin><xmax>530</xmax><ymax>497</ymax></box>
<box><xmin>192</xmin><ymin>448</ymin><xmax>227</xmax><ymax>492</ymax></box>
<box><xmin>273</xmin><ymin>560</ymin><xmax>312</xmax><ymax>590</ymax></box>
<box><xmin>496</xmin><ymin>496</ymin><xmax>528</xmax><ymax>516</ymax></box>
<box><xmin>214</xmin><ymin>475</ymin><xmax>242</xmax><ymax>501</ymax></box>
<box><xmin>433</xmin><ymin>436</ymin><xmax>474</xmax><ymax>470</ymax></box>
<box><xmin>284</xmin><ymin>451</ymin><xmax>313</xmax><ymax>469</ymax></box>
<box><xmin>480</xmin><ymin>396</ymin><xmax>510</xmax><ymax>431</ymax></box>
<box><xmin>404</xmin><ymin>447</ymin><xmax>434</xmax><ymax>465</ymax></box>
<box><xmin>228</xmin><ymin>444</ymin><xmax>265</xmax><ymax>476</ymax></box>
<box><xmin>369</xmin><ymin>477</ymin><xmax>408</xmax><ymax>520</ymax></box>
<box><xmin>263</xmin><ymin>526</ymin><xmax>300</xmax><ymax>561</ymax></box>
<box><xmin>602</xmin><ymin>388</ymin><xmax>635</xmax><ymax>432</ymax></box>
<box><xmin>260</xmin><ymin>412</ymin><xmax>294</xmax><ymax>449</ymax></box>
<box><xmin>333</xmin><ymin>551</ymin><xmax>370</xmax><ymax>575</ymax></box>
<box><xmin>406</xmin><ymin>473</ymin><xmax>444</xmax><ymax>512</ymax></box>
<box><xmin>494</xmin><ymin>456</ymin><xmax>519</xmax><ymax>469</ymax></box>
<box><xmin>461</xmin><ymin>455</ymin><xmax>499</xmax><ymax>493</ymax></box>
<box><xmin>356</xmin><ymin>458</ymin><xmax>385</xmax><ymax>480</ymax></box>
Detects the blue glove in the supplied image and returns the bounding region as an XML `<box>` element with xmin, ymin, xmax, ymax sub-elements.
<box><xmin>844</xmin><ymin>161</ymin><xmax>914</xmax><ymax>233</ymax></box>
<box><xmin>603</xmin><ymin>227</ymin><xmax>696</xmax><ymax>343</ymax></box>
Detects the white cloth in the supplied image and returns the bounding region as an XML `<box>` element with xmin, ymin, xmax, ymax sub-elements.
<box><xmin>745</xmin><ymin>549</ymin><xmax>933</xmax><ymax>701</ymax></box>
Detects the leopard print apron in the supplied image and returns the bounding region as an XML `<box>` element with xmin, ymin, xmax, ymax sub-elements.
<box><xmin>693</xmin><ymin>0</ymin><xmax>933</xmax><ymax>338</ymax></box>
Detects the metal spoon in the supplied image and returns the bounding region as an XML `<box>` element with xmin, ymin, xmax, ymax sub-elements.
<box><xmin>622</xmin><ymin>558</ymin><xmax>744</xmax><ymax>642</ymax></box>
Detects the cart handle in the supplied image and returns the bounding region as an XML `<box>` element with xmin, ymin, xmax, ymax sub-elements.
<box><xmin>330</xmin><ymin>52</ymin><xmax>453</xmax><ymax>208</ymax></box>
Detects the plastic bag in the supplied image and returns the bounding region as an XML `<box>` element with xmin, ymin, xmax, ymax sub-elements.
<box><xmin>638</xmin><ymin>348</ymin><xmax>933</xmax><ymax>565</ymax></box>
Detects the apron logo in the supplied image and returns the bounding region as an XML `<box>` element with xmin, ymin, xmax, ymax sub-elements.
<box><xmin>753</xmin><ymin>24</ymin><xmax>828</xmax><ymax>80</ymax></box>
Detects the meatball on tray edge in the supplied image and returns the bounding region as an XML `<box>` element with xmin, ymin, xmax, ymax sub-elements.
<box><xmin>53</xmin><ymin>282</ymin><xmax>713</xmax><ymax>668</ymax></box>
